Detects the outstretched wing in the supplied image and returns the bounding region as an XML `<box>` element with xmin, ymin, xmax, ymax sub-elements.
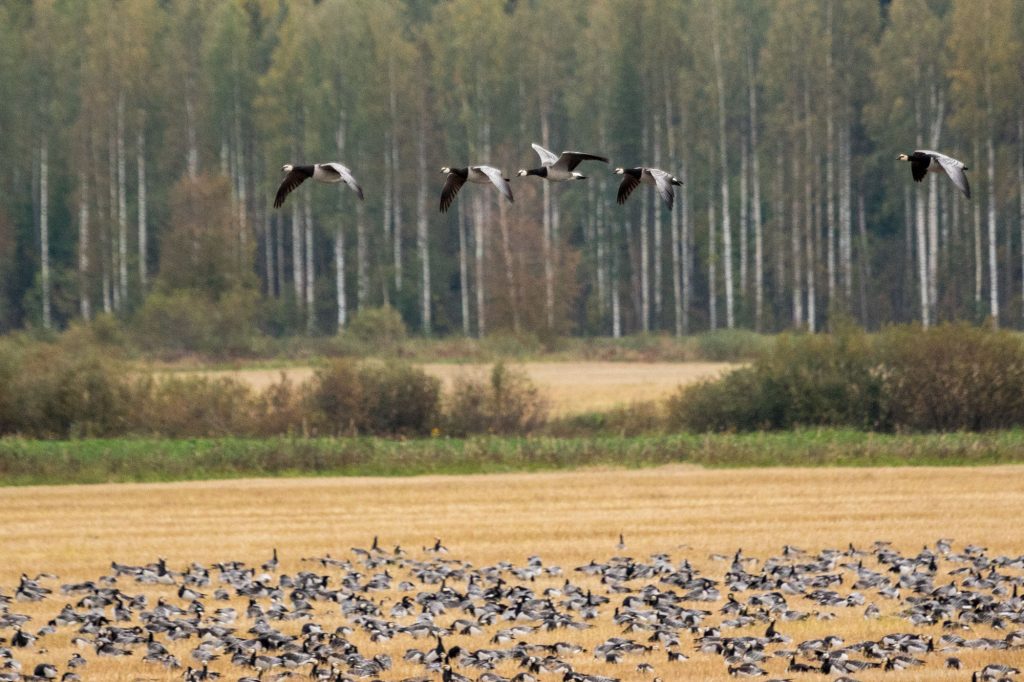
<box><xmin>274</xmin><ymin>168</ymin><xmax>312</xmax><ymax>208</ymax></box>
<box><xmin>475</xmin><ymin>165</ymin><xmax>513</xmax><ymax>203</ymax></box>
<box><xmin>933</xmin><ymin>153</ymin><xmax>971</xmax><ymax>199</ymax></box>
<box><xmin>439</xmin><ymin>173</ymin><xmax>466</xmax><ymax>213</ymax></box>
<box><xmin>530</xmin><ymin>143</ymin><xmax>560</xmax><ymax>167</ymax></box>
<box><xmin>323</xmin><ymin>162</ymin><xmax>365</xmax><ymax>200</ymax></box>
<box><xmin>556</xmin><ymin>151</ymin><xmax>610</xmax><ymax>172</ymax></box>
<box><xmin>616</xmin><ymin>173</ymin><xmax>641</xmax><ymax>205</ymax></box>
<box><xmin>648</xmin><ymin>168</ymin><xmax>676</xmax><ymax>211</ymax></box>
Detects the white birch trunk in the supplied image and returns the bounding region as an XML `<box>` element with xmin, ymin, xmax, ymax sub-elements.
<box><xmin>381</xmin><ymin>139</ymin><xmax>392</xmax><ymax>305</ymax></box>
<box><xmin>826</xmin><ymin>104</ymin><xmax>836</xmax><ymax>308</ymax></box>
<box><xmin>304</xmin><ymin>194</ymin><xmax>315</xmax><ymax>333</ymax></box>
<box><xmin>392</xmin><ymin>130</ymin><xmax>403</xmax><ymax>293</ymax></box>
<box><xmin>639</xmin><ymin>121</ymin><xmax>650</xmax><ymax>332</ymax></box>
<box><xmin>748</xmin><ymin>50</ymin><xmax>764</xmax><ymax>331</ymax></box>
<box><xmin>541</xmin><ymin>112</ymin><xmax>554</xmax><ymax>329</ymax></box>
<box><xmin>108</xmin><ymin>133</ymin><xmax>120</xmax><ymax>311</ymax></box>
<box><xmin>680</xmin><ymin>161</ymin><xmax>690</xmax><ymax>336</ymax></box>
<box><xmin>40</xmin><ymin>141</ymin><xmax>51</xmax><ymax>329</ymax></box>
<box><xmin>708</xmin><ymin>191</ymin><xmax>718</xmax><ymax>331</ymax></box>
<box><xmin>291</xmin><ymin>200</ymin><xmax>303</xmax><ymax>310</ymax></box>
<box><xmin>791</xmin><ymin>147</ymin><xmax>803</xmax><ymax>328</ymax></box>
<box><xmin>356</xmin><ymin>196</ymin><xmax>368</xmax><ymax>310</ymax></box>
<box><xmin>458</xmin><ymin>203</ymin><xmax>470</xmax><ymax>336</ymax></box>
<box><xmin>336</xmin><ymin>117</ymin><xmax>347</xmax><ymax>328</ymax></box>
<box><xmin>857</xmin><ymin>192</ymin><xmax>869</xmax><ymax>325</ymax></box>
<box><xmin>973</xmin><ymin>142</ymin><xmax>983</xmax><ymax>311</ymax></box>
<box><xmin>416</xmin><ymin>120</ymin><xmax>430</xmax><ymax>334</ymax></box>
<box><xmin>78</xmin><ymin>171</ymin><xmax>91</xmax><ymax>321</ymax></box>
<box><xmin>840</xmin><ymin>121</ymin><xmax>853</xmax><ymax>303</ymax></box>
<box><xmin>914</xmin><ymin>122</ymin><xmax>930</xmax><ymax>327</ymax></box>
<box><xmin>653</xmin><ymin>115</ymin><xmax>663</xmax><ymax>323</ymax></box>
<box><xmin>987</xmin><ymin>134</ymin><xmax>998</xmax><ymax>324</ymax></box>
<box><xmin>136</xmin><ymin>128</ymin><xmax>147</xmax><ymax>291</ymax></box>
<box><xmin>612</xmin><ymin>220</ymin><xmax>621</xmax><ymax>338</ymax></box>
<box><xmin>711</xmin><ymin>7</ymin><xmax>734</xmax><ymax>329</ymax></box>
<box><xmin>666</xmin><ymin>90</ymin><xmax>683</xmax><ymax>337</ymax></box>
<box><xmin>117</xmin><ymin>96</ymin><xmax>128</xmax><ymax>306</ymax></box>
<box><xmin>185</xmin><ymin>77</ymin><xmax>198</xmax><ymax>179</ymax></box>
<box><xmin>804</xmin><ymin>91</ymin><xmax>815</xmax><ymax>332</ymax></box>
<box><xmin>927</xmin><ymin>87</ymin><xmax>944</xmax><ymax>323</ymax></box>
<box><xmin>739</xmin><ymin>130</ymin><xmax>749</xmax><ymax>299</ymax></box>
<box><xmin>474</xmin><ymin>194</ymin><xmax>485</xmax><ymax>337</ymax></box>
<box><xmin>264</xmin><ymin>206</ymin><xmax>275</xmax><ymax>298</ymax></box>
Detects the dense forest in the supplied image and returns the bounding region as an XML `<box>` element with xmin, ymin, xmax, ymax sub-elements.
<box><xmin>1</xmin><ymin>0</ymin><xmax>1023</xmax><ymax>341</ymax></box>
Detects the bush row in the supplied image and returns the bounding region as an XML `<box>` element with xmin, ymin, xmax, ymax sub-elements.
<box><xmin>0</xmin><ymin>341</ymin><xmax>548</xmax><ymax>438</ymax></box>
<box><xmin>669</xmin><ymin>323</ymin><xmax>1024</xmax><ymax>432</ymax></box>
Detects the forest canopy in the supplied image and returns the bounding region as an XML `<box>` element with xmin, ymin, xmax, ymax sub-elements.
<box><xmin>1</xmin><ymin>0</ymin><xmax>1022</xmax><ymax>340</ymax></box>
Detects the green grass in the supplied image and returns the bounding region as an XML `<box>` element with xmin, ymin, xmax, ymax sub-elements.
<box><xmin>3</xmin><ymin>429</ymin><xmax>1024</xmax><ymax>486</ymax></box>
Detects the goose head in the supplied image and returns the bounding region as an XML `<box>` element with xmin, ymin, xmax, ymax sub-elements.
<box><xmin>516</xmin><ymin>169</ymin><xmax>528</xmax><ymax>177</ymax></box>
<box><xmin>896</xmin><ymin>154</ymin><xmax>910</xmax><ymax>162</ymax></box>
<box><xmin>281</xmin><ymin>163</ymin><xmax>294</xmax><ymax>173</ymax></box>
<box><xmin>613</xmin><ymin>167</ymin><xmax>625</xmax><ymax>174</ymax></box>
<box><xmin>440</xmin><ymin>166</ymin><xmax>451</xmax><ymax>175</ymax></box>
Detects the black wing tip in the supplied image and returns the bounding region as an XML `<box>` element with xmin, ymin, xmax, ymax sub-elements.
<box><xmin>356</xmin><ymin>186</ymin><xmax>365</xmax><ymax>200</ymax></box>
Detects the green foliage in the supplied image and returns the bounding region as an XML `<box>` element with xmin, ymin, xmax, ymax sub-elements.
<box><xmin>344</xmin><ymin>306</ymin><xmax>408</xmax><ymax>349</ymax></box>
<box><xmin>308</xmin><ymin>359</ymin><xmax>440</xmax><ymax>436</ymax></box>
<box><xmin>695</xmin><ymin>329</ymin><xmax>772</xmax><ymax>361</ymax></box>
<box><xmin>444</xmin><ymin>362</ymin><xmax>548</xmax><ymax>436</ymax></box>
<box><xmin>879</xmin><ymin>324</ymin><xmax>1024</xmax><ymax>431</ymax></box>
<box><xmin>133</xmin><ymin>288</ymin><xmax>259</xmax><ymax>357</ymax></box>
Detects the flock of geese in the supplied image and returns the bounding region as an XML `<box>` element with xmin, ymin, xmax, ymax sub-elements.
<box><xmin>0</xmin><ymin>538</ymin><xmax>1020</xmax><ymax>681</ymax></box>
<box><xmin>274</xmin><ymin>143</ymin><xmax>971</xmax><ymax>214</ymax></box>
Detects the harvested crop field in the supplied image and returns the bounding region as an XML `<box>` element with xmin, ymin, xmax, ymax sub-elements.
<box><xmin>166</xmin><ymin>361</ymin><xmax>737</xmax><ymax>415</ymax></box>
<box><xmin>2</xmin><ymin>466</ymin><xmax>1022</xmax><ymax>680</ymax></box>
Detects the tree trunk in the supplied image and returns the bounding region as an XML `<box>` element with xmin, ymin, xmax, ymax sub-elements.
<box><xmin>987</xmin><ymin>133</ymin><xmax>998</xmax><ymax>324</ymax></box>
<box><xmin>335</xmin><ymin>117</ymin><xmax>347</xmax><ymax>329</ymax></box>
<box><xmin>474</xmin><ymin>194</ymin><xmax>485</xmax><ymax>337</ymax></box>
<box><xmin>681</xmin><ymin>161</ymin><xmax>691</xmax><ymax>335</ymax></box>
<box><xmin>653</xmin><ymin>115</ymin><xmax>663</xmax><ymax>324</ymax></box>
<box><xmin>804</xmin><ymin>90</ymin><xmax>815</xmax><ymax>332</ymax></box>
<box><xmin>185</xmin><ymin>76</ymin><xmax>198</xmax><ymax>179</ymax></box>
<box><xmin>825</xmin><ymin>16</ymin><xmax>836</xmax><ymax>310</ymax></box>
<box><xmin>740</xmin><ymin>130</ymin><xmax>749</xmax><ymax>301</ymax></box>
<box><xmin>416</xmin><ymin>118</ymin><xmax>430</xmax><ymax>334</ymax></box>
<box><xmin>108</xmin><ymin>133</ymin><xmax>120</xmax><ymax>312</ymax></box>
<box><xmin>291</xmin><ymin>200</ymin><xmax>304</xmax><ymax>315</ymax></box>
<box><xmin>390</xmin><ymin>78</ymin><xmax>403</xmax><ymax>294</ymax></box>
<box><xmin>356</xmin><ymin>196</ymin><xmax>368</xmax><ymax>311</ymax></box>
<box><xmin>381</xmin><ymin>139</ymin><xmax>392</xmax><ymax>306</ymax></box>
<box><xmin>78</xmin><ymin>171</ymin><xmax>91</xmax><ymax>321</ymax></box>
<box><xmin>927</xmin><ymin>85</ymin><xmax>945</xmax><ymax>323</ymax></box>
<box><xmin>914</xmin><ymin>123</ymin><xmax>930</xmax><ymax>327</ymax></box>
<box><xmin>708</xmin><ymin>184</ymin><xmax>718</xmax><ymax>331</ymax></box>
<box><xmin>304</xmin><ymin>193</ymin><xmax>315</xmax><ymax>334</ymax></box>
<box><xmin>857</xmin><ymin>191</ymin><xmax>870</xmax><ymax>326</ymax></box>
<box><xmin>498</xmin><ymin>184</ymin><xmax>519</xmax><ymax>333</ymax></box>
<box><xmin>40</xmin><ymin>140</ymin><xmax>51</xmax><ymax>329</ymax></box>
<box><xmin>458</xmin><ymin>203</ymin><xmax>470</xmax><ymax>336</ymax></box>
<box><xmin>666</xmin><ymin>90</ymin><xmax>683</xmax><ymax>337</ymax></box>
<box><xmin>639</xmin><ymin>121</ymin><xmax>650</xmax><ymax>333</ymax></box>
<box><xmin>840</xmin><ymin>121</ymin><xmax>853</xmax><ymax>303</ymax></box>
<box><xmin>711</xmin><ymin>5</ymin><xmax>734</xmax><ymax>329</ymax></box>
<box><xmin>541</xmin><ymin>111</ymin><xmax>554</xmax><ymax>329</ymax></box>
<box><xmin>1019</xmin><ymin>112</ymin><xmax>1024</xmax><ymax>323</ymax></box>
<box><xmin>117</xmin><ymin>96</ymin><xmax>128</xmax><ymax>308</ymax></box>
<box><xmin>264</xmin><ymin>207</ymin><xmax>275</xmax><ymax>298</ymax></box>
<box><xmin>748</xmin><ymin>48</ymin><xmax>764</xmax><ymax>332</ymax></box>
<box><xmin>973</xmin><ymin>141</ymin><xmax>982</xmax><ymax>313</ymax></box>
<box><xmin>137</xmin><ymin>128</ymin><xmax>148</xmax><ymax>292</ymax></box>
<box><xmin>791</xmin><ymin>142</ymin><xmax>803</xmax><ymax>329</ymax></box>
<box><xmin>612</xmin><ymin>219</ymin><xmax>621</xmax><ymax>338</ymax></box>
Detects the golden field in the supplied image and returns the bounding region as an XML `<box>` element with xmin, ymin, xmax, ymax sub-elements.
<box><xmin>167</xmin><ymin>361</ymin><xmax>736</xmax><ymax>415</ymax></box>
<box><xmin>2</xmin><ymin>466</ymin><xmax>1023</xmax><ymax>680</ymax></box>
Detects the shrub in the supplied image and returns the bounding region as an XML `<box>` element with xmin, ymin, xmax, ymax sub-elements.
<box><xmin>307</xmin><ymin>359</ymin><xmax>440</xmax><ymax>436</ymax></box>
<box><xmin>345</xmin><ymin>306</ymin><xmax>407</xmax><ymax>348</ymax></box>
<box><xmin>695</xmin><ymin>329</ymin><xmax>772</xmax><ymax>361</ymax></box>
<box><xmin>445</xmin><ymin>362</ymin><xmax>548</xmax><ymax>436</ymax></box>
<box><xmin>668</xmin><ymin>329</ymin><xmax>883</xmax><ymax>432</ymax></box>
<box><xmin>547</xmin><ymin>401</ymin><xmax>665</xmax><ymax>437</ymax></box>
<box><xmin>131</xmin><ymin>376</ymin><xmax>260</xmax><ymax>438</ymax></box>
<box><xmin>880</xmin><ymin>323</ymin><xmax>1024</xmax><ymax>431</ymax></box>
<box><xmin>11</xmin><ymin>344</ymin><xmax>133</xmax><ymax>438</ymax></box>
<box><xmin>133</xmin><ymin>288</ymin><xmax>258</xmax><ymax>357</ymax></box>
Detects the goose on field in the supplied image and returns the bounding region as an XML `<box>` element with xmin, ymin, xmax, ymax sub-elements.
<box><xmin>614</xmin><ymin>167</ymin><xmax>683</xmax><ymax>210</ymax></box>
<box><xmin>517</xmin><ymin>143</ymin><xmax>608</xmax><ymax>181</ymax></box>
<box><xmin>439</xmin><ymin>166</ymin><xmax>513</xmax><ymax>213</ymax></box>
<box><xmin>897</xmin><ymin>150</ymin><xmax>970</xmax><ymax>199</ymax></box>
<box><xmin>274</xmin><ymin>163</ymin><xmax>364</xmax><ymax>208</ymax></box>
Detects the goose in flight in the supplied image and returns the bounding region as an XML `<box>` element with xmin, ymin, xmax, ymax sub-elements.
<box><xmin>897</xmin><ymin>150</ymin><xmax>970</xmax><ymax>199</ymax></box>
<box><xmin>517</xmin><ymin>143</ymin><xmax>608</xmax><ymax>181</ymax></box>
<box><xmin>614</xmin><ymin>167</ymin><xmax>684</xmax><ymax>210</ymax></box>
<box><xmin>439</xmin><ymin>166</ymin><xmax>513</xmax><ymax>213</ymax></box>
<box><xmin>274</xmin><ymin>162</ymin><xmax>364</xmax><ymax>208</ymax></box>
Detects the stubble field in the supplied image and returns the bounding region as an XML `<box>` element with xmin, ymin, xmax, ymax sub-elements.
<box><xmin>2</xmin><ymin>465</ymin><xmax>1023</xmax><ymax>681</ymax></box>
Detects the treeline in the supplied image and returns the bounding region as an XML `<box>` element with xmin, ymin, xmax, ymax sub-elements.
<box><xmin>1</xmin><ymin>0</ymin><xmax>1023</xmax><ymax>340</ymax></box>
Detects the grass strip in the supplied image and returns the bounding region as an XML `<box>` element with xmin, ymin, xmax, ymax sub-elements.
<box><xmin>2</xmin><ymin>429</ymin><xmax>1024</xmax><ymax>486</ymax></box>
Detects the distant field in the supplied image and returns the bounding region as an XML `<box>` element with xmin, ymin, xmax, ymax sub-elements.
<box><xmin>165</xmin><ymin>361</ymin><xmax>738</xmax><ymax>414</ymax></box>
<box><xmin>1</xmin><ymin>466</ymin><xmax>1022</xmax><ymax>680</ymax></box>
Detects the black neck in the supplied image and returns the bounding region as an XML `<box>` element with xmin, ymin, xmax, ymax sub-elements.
<box><xmin>526</xmin><ymin>167</ymin><xmax>547</xmax><ymax>177</ymax></box>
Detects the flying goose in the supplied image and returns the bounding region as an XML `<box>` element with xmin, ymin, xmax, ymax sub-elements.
<box><xmin>897</xmin><ymin>150</ymin><xmax>970</xmax><ymax>199</ymax></box>
<box><xmin>614</xmin><ymin>167</ymin><xmax>683</xmax><ymax>210</ymax></box>
<box><xmin>517</xmin><ymin>143</ymin><xmax>608</xmax><ymax>181</ymax></box>
<box><xmin>439</xmin><ymin>166</ymin><xmax>513</xmax><ymax>213</ymax></box>
<box><xmin>274</xmin><ymin>163</ymin><xmax>364</xmax><ymax>208</ymax></box>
